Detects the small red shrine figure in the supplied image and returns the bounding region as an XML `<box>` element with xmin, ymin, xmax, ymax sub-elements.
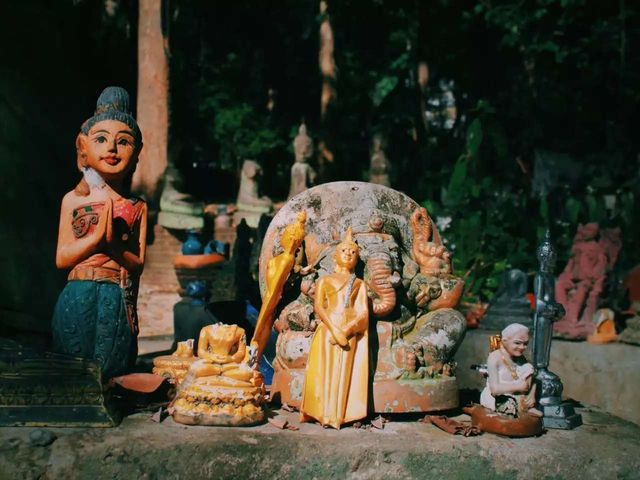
<box><xmin>554</xmin><ymin>223</ymin><xmax>619</xmax><ymax>339</ymax></box>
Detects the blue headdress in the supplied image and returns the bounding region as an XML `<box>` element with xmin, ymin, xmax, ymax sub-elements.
<box><xmin>80</xmin><ymin>86</ymin><xmax>141</xmax><ymax>144</ymax></box>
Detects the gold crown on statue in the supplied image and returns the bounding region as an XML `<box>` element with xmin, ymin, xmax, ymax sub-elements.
<box><xmin>489</xmin><ymin>334</ymin><xmax>502</xmax><ymax>352</ymax></box>
<box><xmin>337</xmin><ymin>226</ymin><xmax>358</xmax><ymax>251</ymax></box>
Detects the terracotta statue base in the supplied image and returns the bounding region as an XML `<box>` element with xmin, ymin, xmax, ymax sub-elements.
<box><xmin>271</xmin><ymin>317</ymin><xmax>463</xmax><ymax>413</ymax></box>
<box><xmin>373</xmin><ymin>377</ymin><xmax>458</xmax><ymax>413</ymax></box>
<box><xmin>372</xmin><ymin>314</ymin><xmax>463</xmax><ymax>413</ymax></box>
<box><xmin>271</xmin><ymin>368</ymin><xmax>306</xmax><ymax>407</ymax></box>
<box><xmin>270</xmin><ymin>330</ymin><xmax>314</xmax><ymax>407</ymax></box>
<box><xmin>463</xmin><ymin>404</ymin><xmax>543</xmax><ymax>438</ymax></box>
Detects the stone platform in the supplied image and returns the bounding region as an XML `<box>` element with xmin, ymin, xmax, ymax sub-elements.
<box><xmin>456</xmin><ymin>329</ymin><xmax>640</xmax><ymax>426</ymax></box>
<box><xmin>1</xmin><ymin>407</ymin><xmax>638</xmax><ymax>479</ymax></box>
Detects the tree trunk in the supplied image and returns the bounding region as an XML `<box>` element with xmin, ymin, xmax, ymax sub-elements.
<box><xmin>318</xmin><ymin>0</ymin><xmax>335</xmax><ymax>182</ymax></box>
<box><xmin>132</xmin><ymin>0</ymin><xmax>169</xmax><ymax>201</ymax></box>
<box><xmin>319</xmin><ymin>0</ymin><xmax>335</xmax><ymax>118</ymax></box>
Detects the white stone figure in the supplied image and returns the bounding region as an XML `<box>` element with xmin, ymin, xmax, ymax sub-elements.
<box><xmin>480</xmin><ymin>323</ymin><xmax>542</xmax><ymax>417</ymax></box>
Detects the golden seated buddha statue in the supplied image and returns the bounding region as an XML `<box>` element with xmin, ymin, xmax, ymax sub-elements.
<box><xmin>152</xmin><ymin>340</ymin><xmax>197</xmax><ymax>385</ymax></box>
<box><xmin>170</xmin><ymin>323</ymin><xmax>266</xmax><ymax>426</ymax></box>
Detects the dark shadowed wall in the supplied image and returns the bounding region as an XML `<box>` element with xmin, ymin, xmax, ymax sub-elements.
<box><xmin>0</xmin><ymin>1</ymin><xmax>137</xmax><ymax>333</ymax></box>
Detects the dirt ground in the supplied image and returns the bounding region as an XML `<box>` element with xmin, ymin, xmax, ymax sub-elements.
<box><xmin>1</xmin><ymin>406</ymin><xmax>638</xmax><ymax>480</ymax></box>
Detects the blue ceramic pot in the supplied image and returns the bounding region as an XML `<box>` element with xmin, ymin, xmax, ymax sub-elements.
<box><xmin>186</xmin><ymin>280</ymin><xmax>208</xmax><ymax>305</ymax></box>
<box><xmin>182</xmin><ymin>230</ymin><xmax>203</xmax><ymax>255</ymax></box>
<box><xmin>204</xmin><ymin>240</ymin><xmax>226</xmax><ymax>256</ymax></box>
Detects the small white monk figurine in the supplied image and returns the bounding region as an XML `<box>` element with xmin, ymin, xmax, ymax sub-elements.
<box><xmin>480</xmin><ymin>323</ymin><xmax>542</xmax><ymax>417</ymax></box>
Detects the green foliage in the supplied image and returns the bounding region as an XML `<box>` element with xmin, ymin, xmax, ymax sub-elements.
<box><xmin>565</xmin><ymin>198</ymin><xmax>581</xmax><ymax>224</ymax></box>
<box><xmin>371</xmin><ymin>76</ymin><xmax>399</xmax><ymax>107</ymax></box>
<box><xmin>474</xmin><ymin>0</ymin><xmax>583</xmax><ymax>63</ymax></box>
<box><xmin>165</xmin><ymin>0</ymin><xmax>640</xmax><ymax>299</ymax></box>
<box><xmin>169</xmin><ymin>2</ymin><xmax>316</xmax><ymax>199</ymax></box>
<box><xmin>465</xmin><ymin>119</ymin><xmax>483</xmax><ymax>158</ymax></box>
<box><xmin>194</xmin><ymin>55</ymin><xmax>285</xmax><ymax>171</ymax></box>
<box><xmin>415</xmin><ymin>0</ymin><xmax>640</xmax><ymax>301</ymax></box>
<box><xmin>430</xmin><ymin>114</ymin><xmax>536</xmax><ymax>303</ymax></box>
<box><xmin>205</xmin><ymin>102</ymin><xmax>284</xmax><ymax>170</ymax></box>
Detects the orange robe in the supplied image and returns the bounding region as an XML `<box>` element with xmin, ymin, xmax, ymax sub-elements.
<box><xmin>300</xmin><ymin>277</ymin><xmax>368</xmax><ymax>429</ymax></box>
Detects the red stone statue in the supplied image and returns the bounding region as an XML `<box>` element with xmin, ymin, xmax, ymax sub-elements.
<box><xmin>554</xmin><ymin>223</ymin><xmax>619</xmax><ymax>339</ymax></box>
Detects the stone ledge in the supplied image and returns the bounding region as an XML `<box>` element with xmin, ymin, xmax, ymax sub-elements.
<box><xmin>456</xmin><ymin>329</ymin><xmax>640</xmax><ymax>425</ymax></box>
<box><xmin>1</xmin><ymin>407</ymin><xmax>638</xmax><ymax>479</ymax></box>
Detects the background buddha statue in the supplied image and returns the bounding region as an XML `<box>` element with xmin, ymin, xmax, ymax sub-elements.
<box><xmin>481</xmin><ymin>269</ymin><xmax>533</xmax><ymax>331</ymax></box>
<box><xmin>234</xmin><ymin>159</ymin><xmax>273</xmax><ymax>228</ymax></box>
<box><xmin>368</xmin><ymin>134</ymin><xmax>391</xmax><ymax>187</ymax></box>
<box><xmin>288</xmin><ymin>122</ymin><xmax>316</xmax><ymax>199</ymax></box>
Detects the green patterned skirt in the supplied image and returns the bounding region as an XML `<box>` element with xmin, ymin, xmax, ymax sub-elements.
<box><xmin>52</xmin><ymin>280</ymin><xmax>137</xmax><ymax>379</ymax></box>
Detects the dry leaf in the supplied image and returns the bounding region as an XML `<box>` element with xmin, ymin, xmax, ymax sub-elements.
<box><xmin>268</xmin><ymin>417</ymin><xmax>288</xmax><ymax>430</ymax></box>
<box><xmin>426</xmin><ymin>415</ymin><xmax>481</xmax><ymax>436</ymax></box>
<box><xmin>371</xmin><ymin>416</ymin><xmax>385</xmax><ymax>430</ymax></box>
<box><xmin>151</xmin><ymin>407</ymin><xmax>167</xmax><ymax>423</ymax></box>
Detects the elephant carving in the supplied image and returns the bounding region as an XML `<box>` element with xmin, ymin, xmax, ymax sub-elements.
<box><xmin>259</xmin><ymin>182</ymin><xmax>466</xmax><ymax>413</ymax></box>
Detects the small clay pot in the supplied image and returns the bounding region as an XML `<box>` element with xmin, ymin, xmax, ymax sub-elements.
<box><xmin>182</xmin><ymin>230</ymin><xmax>204</xmax><ymax>255</ymax></box>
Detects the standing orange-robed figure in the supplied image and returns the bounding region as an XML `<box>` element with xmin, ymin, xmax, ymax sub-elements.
<box><xmin>300</xmin><ymin>227</ymin><xmax>369</xmax><ymax>429</ymax></box>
